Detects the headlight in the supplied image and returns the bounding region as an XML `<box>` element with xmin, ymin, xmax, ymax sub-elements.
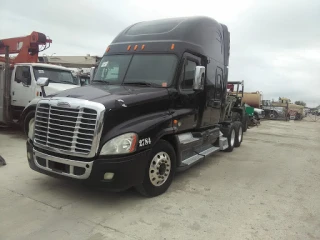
<box><xmin>28</xmin><ymin>118</ymin><xmax>35</xmax><ymax>140</ymax></box>
<box><xmin>100</xmin><ymin>133</ymin><xmax>138</xmax><ymax>155</ymax></box>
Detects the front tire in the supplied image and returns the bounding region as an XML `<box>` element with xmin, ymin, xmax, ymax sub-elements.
<box><xmin>135</xmin><ymin>140</ymin><xmax>176</xmax><ymax>197</ymax></box>
<box><xmin>24</xmin><ymin>110</ymin><xmax>35</xmax><ymax>137</ymax></box>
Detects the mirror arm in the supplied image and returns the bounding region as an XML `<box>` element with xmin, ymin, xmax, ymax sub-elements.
<box><xmin>41</xmin><ymin>86</ymin><xmax>46</xmax><ymax>97</ymax></box>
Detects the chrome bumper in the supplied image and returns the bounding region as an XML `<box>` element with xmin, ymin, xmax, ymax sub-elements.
<box><xmin>33</xmin><ymin>149</ymin><xmax>93</xmax><ymax>179</ymax></box>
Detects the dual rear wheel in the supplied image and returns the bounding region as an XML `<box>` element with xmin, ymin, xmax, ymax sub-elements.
<box><xmin>221</xmin><ymin>121</ymin><xmax>243</xmax><ymax>152</ymax></box>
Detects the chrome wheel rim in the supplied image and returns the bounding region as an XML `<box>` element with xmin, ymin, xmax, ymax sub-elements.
<box><xmin>28</xmin><ymin>118</ymin><xmax>35</xmax><ymax>138</ymax></box>
<box><xmin>230</xmin><ymin>129</ymin><xmax>236</xmax><ymax>147</ymax></box>
<box><xmin>149</xmin><ymin>152</ymin><xmax>171</xmax><ymax>187</ymax></box>
<box><xmin>238</xmin><ymin>126</ymin><xmax>243</xmax><ymax>142</ymax></box>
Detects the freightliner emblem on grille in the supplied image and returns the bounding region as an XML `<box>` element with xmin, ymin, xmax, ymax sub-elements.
<box><xmin>57</xmin><ymin>102</ymin><xmax>71</xmax><ymax>108</ymax></box>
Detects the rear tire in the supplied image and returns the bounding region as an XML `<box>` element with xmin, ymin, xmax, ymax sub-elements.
<box><xmin>221</xmin><ymin>124</ymin><xmax>236</xmax><ymax>152</ymax></box>
<box><xmin>234</xmin><ymin>121</ymin><xmax>243</xmax><ymax>147</ymax></box>
<box><xmin>135</xmin><ymin>140</ymin><xmax>176</xmax><ymax>197</ymax></box>
<box><xmin>232</xmin><ymin>112</ymin><xmax>241</xmax><ymax>122</ymax></box>
<box><xmin>243</xmin><ymin>114</ymin><xmax>248</xmax><ymax>132</ymax></box>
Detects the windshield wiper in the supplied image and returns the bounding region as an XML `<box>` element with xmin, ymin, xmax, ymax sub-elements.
<box><xmin>60</xmin><ymin>80</ymin><xmax>77</xmax><ymax>85</ymax></box>
<box><xmin>92</xmin><ymin>80</ymin><xmax>111</xmax><ymax>84</ymax></box>
<box><xmin>124</xmin><ymin>81</ymin><xmax>159</xmax><ymax>87</ymax></box>
<box><xmin>48</xmin><ymin>79</ymin><xmax>58</xmax><ymax>83</ymax></box>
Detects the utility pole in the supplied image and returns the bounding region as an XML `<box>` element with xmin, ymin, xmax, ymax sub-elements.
<box><xmin>3</xmin><ymin>46</ymin><xmax>12</xmax><ymax>124</ymax></box>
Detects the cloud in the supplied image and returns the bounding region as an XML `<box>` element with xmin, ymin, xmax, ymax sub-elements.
<box><xmin>1</xmin><ymin>0</ymin><xmax>319</xmax><ymax>106</ymax></box>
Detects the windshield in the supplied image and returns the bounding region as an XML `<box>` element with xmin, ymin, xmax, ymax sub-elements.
<box><xmin>93</xmin><ymin>54</ymin><xmax>178</xmax><ymax>87</ymax></box>
<box><xmin>33</xmin><ymin>67</ymin><xmax>78</xmax><ymax>85</ymax></box>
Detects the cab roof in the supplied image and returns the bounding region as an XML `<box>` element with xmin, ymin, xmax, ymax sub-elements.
<box><xmin>14</xmin><ymin>63</ymin><xmax>71</xmax><ymax>71</ymax></box>
<box><xmin>110</xmin><ymin>16</ymin><xmax>229</xmax><ymax>65</ymax></box>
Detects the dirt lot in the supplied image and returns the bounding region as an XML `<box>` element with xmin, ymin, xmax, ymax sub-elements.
<box><xmin>0</xmin><ymin>119</ymin><xmax>319</xmax><ymax>240</ymax></box>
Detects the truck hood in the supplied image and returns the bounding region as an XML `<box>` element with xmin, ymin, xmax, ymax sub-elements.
<box><xmin>51</xmin><ymin>84</ymin><xmax>170</xmax><ymax>110</ymax></box>
<box><xmin>44</xmin><ymin>83</ymin><xmax>80</xmax><ymax>96</ymax></box>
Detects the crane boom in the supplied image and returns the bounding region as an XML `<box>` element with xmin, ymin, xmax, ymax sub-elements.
<box><xmin>0</xmin><ymin>31</ymin><xmax>52</xmax><ymax>64</ymax></box>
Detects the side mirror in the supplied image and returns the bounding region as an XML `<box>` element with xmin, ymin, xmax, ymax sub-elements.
<box><xmin>36</xmin><ymin>77</ymin><xmax>49</xmax><ymax>87</ymax></box>
<box><xmin>36</xmin><ymin>77</ymin><xmax>49</xmax><ymax>97</ymax></box>
<box><xmin>89</xmin><ymin>67</ymin><xmax>95</xmax><ymax>83</ymax></box>
<box><xmin>193</xmin><ymin>66</ymin><xmax>205</xmax><ymax>91</ymax></box>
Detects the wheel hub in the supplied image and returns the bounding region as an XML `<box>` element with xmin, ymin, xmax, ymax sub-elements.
<box><xmin>159</xmin><ymin>163</ymin><xmax>166</xmax><ymax>175</ymax></box>
<box><xmin>149</xmin><ymin>152</ymin><xmax>171</xmax><ymax>187</ymax></box>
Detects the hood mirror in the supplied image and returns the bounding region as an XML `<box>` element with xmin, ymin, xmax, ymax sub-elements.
<box><xmin>36</xmin><ymin>77</ymin><xmax>49</xmax><ymax>97</ymax></box>
<box><xmin>89</xmin><ymin>67</ymin><xmax>95</xmax><ymax>83</ymax></box>
<box><xmin>36</xmin><ymin>77</ymin><xmax>49</xmax><ymax>87</ymax></box>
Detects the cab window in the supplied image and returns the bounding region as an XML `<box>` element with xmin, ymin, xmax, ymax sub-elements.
<box><xmin>15</xmin><ymin>66</ymin><xmax>31</xmax><ymax>85</ymax></box>
<box><xmin>181</xmin><ymin>60</ymin><xmax>196</xmax><ymax>90</ymax></box>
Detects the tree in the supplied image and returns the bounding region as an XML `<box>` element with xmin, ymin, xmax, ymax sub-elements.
<box><xmin>294</xmin><ymin>101</ymin><xmax>306</xmax><ymax>107</ymax></box>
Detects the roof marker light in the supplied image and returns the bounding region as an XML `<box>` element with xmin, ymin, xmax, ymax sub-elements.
<box><xmin>141</xmin><ymin>44</ymin><xmax>145</xmax><ymax>50</ymax></box>
<box><xmin>171</xmin><ymin>43</ymin><xmax>175</xmax><ymax>50</ymax></box>
<box><xmin>134</xmin><ymin>45</ymin><xmax>138</xmax><ymax>51</ymax></box>
<box><xmin>127</xmin><ymin>45</ymin><xmax>131</xmax><ymax>51</ymax></box>
<box><xmin>106</xmin><ymin>46</ymin><xmax>110</xmax><ymax>52</ymax></box>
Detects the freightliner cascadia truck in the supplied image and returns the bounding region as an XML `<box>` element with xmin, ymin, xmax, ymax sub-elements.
<box><xmin>26</xmin><ymin>16</ymin><xmax>245</xmax><ymax>197</ymax></box>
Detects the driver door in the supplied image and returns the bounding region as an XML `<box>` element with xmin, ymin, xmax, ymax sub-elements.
<box><xmin>210</xmin><ymin>67</ymin><xmax>223</xmax><ymax>124</ymax></box>
<box><xmin>11</xmin><ymin>66</ymin><xmax>34</xmax><ymax>107</ymax></box>
<box><xmin>173</xmin><ymin>53</ymin><xmax>203</xmax><ymax>131</ymax></box>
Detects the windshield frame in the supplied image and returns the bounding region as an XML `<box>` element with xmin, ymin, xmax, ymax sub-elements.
<box><xmin>33</xmin><ymin>67</ymin><xmax>78</xmax><ymax>86</ymax></box>
<box><xmin>93</xmin><ymin>53</ymin><xmax>180</xmax><ymax>88</ymax></box>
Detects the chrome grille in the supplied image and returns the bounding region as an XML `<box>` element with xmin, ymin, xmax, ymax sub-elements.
<box><xmin>34</xmin><ymin>98</ymin><xmax>105</xmax><ymax>157</ymax></box>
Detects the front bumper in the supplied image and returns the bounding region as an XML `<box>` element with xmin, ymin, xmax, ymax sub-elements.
<box><xmin>27</xmin><ymin>140</ymin><xmax>150</xmax><ymax>191</ymax></box>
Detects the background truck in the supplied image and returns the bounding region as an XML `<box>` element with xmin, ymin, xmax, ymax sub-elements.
<box><xmin>241</xmin><ymin>91</ymin><xmax>265</xmax><ymax>120</ymax></box>
<box><xmin>262</xmin><ymin>98</ymin><xmax>304</xmax><ymax>120</ymax></box>
<box><xmin>26</xmin><ymin>16</ymin><xmax>245</xmax><ymax>197</ymax></box>
<box><xmin>0</xmin><ymin>32</ymin><xmax>80</xmax><ymax>135</ymax></box>
<box><xmin>225</xmin><ymin>81</ymin><xmax>249</xmax><ymax>132</ymax></box>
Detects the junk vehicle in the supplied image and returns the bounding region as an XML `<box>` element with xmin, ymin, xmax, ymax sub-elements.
<box><xmin>226</xmin><ymin>81</ymin><xmax>249</xmax><ymax>131</ymax></box>
<box><xmin>0</xmin><ymin>32</ymin><xmax>80</xmax><ymax>135</ymax></box>
<box><xmin>241</xmin><ymin>91</ymin><xmax>265</xmax><ymax>119</ymax></box>
<box><xmin>26</xmin><ymin>16</ymin><xmax>245</xmax><ymax>197</ymax></box>
<box><xmin>262</xmin><ymin>98</ymin><xmax>304</xmax><ymax>120</ymax></box>
<box><xmin>72</xmin><ymin>70</ymin><xmax>91</xmax><ymax>86</ymax></box>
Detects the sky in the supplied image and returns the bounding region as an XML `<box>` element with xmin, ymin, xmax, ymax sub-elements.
<box><xmin>1</xmin><ymin>0</ymin><xmax>320</xmax><ymax>107</ymax></box>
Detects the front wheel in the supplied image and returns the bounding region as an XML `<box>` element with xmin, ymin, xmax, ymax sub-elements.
<box><xmin>135</xmin><ymin>140</ymin><xmax>176</xmax><ymax>197</ymax></box>
<box><xmin>269</xmin><ymin>111</ymin><xmax>278</xmax><ymax>119</ymax></box>
<box><xmin>24</xmin><ymin>110</ymin><xmax>35</xmax><ymax>137</ymax></box>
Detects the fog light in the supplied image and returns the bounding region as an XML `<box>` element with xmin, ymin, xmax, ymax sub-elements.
<box><xmin>104</xmin><ymin>172</ymin><xmax>114</xmax><ymax>180</ymax></box>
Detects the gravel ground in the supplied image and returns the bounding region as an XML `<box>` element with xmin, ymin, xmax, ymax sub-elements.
<box><xmin>0</xmin><ymin>119</ymin><xmax>319</xmax><ymax>240</ymax></box>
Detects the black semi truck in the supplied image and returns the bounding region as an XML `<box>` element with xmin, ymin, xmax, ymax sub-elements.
<box><xmin>26</xmin><ymin>16</ymin><xmax>245</xmax><ymax>197</ymax></box>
